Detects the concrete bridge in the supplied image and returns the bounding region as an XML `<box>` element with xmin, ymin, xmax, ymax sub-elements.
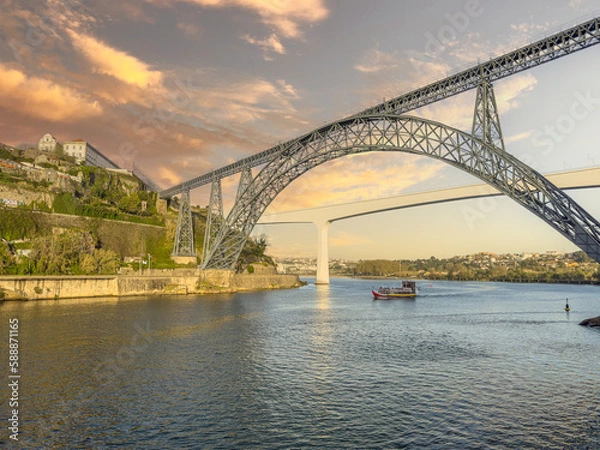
<box><xmin>258</xmin><ymin>167</ymin><xmax>600</xmax><ymax>284</ymax></box>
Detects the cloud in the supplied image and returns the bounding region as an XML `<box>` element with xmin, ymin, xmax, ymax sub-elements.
<box><xmin>189</xmin><ymin>77</ymin><xmax>300</xmax><ymax>124</ymax></box>
<box><xmin>354</xmin><ymin>49</ymin><xmax>401</xmax><ymax>74</ymax></box>
<box><xmin>504</xmin><ymin>130</ymin><xmax>534</xmax><ymax>145</ymax></box>
<box><xmin>158</xmin><ymin>166</ymin><xmax>184</xmax><ymax>186</ymax></box>
<box><xmin>355</xmin><ymin>20</ymin><xmax>546</xmax><ymax>107</ymax></box>
<box><xmin>355</xmin><ymin>49</ymin><xmax>451</xmax><ymax>102</ymax></box>
<box><xmin>242</xmin><ymin>33</ymin><xmax>286</xmax><ymax>60</ymax></box>
<box><xmin>67</xmin><ymin>29</ymin><xmax>164</xmax><ymax>88</ymax></box>
<box><xmin>413</xmin><ymin>73</ymin><xmax>537</xmax><ymax>131</ymax></box>
<box><xmin>162</xmin><ymin>0</ymin><xmax>329</xmax><ymax>38</ymax></box>
<box><xmin>269</xmin><ymin>153</ymin><xmax>446</xmax><ymax>211</ymax></box>
<box><xmin>177</xmin><ymin>21</ymin><xmax>201</xmax><ymax>37</ymax></box>
<box><xmin>494</xmin><ymin>73</ymin><xmax>537</xmax><ymax>113</ymax></box>
<box><xmin>0</xmin><ymin>63</ymin><xmax>102</xmax><ymax>121</ymax></box>
<box><xmin>510</xmin><ymin>21</ymin><xmax>556</xmax><ymax>36</ymax></box>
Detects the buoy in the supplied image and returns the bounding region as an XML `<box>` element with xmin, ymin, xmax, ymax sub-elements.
<box><xmin>565</xmin><ymin>298</ymin><xmax>570</xmax><ymax>312</ymax></box>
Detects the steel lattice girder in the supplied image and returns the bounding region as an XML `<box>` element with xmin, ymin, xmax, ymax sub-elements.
<box><xmin>172</xmin><ymin>189</ymin><xmax>195</xmax><ymax>256</ymax></box>
<box><xmin>472</xmin><ymin>79</ymin><xmax>505</xmax><ymax>150</ymax></box>
<box><xmin>201</xmin><ymin>115</ymin><xmax>600</xmax><ymax>269</ymax></box>
<box><xmin>201</xmin><ymin>178</ymin><xmax>224</xmax><ymax>266</ymax></box>
<box><xmin>160</xmin><ymin>16</ymin><xmax>600</xmax><ymax>198</ymax></box>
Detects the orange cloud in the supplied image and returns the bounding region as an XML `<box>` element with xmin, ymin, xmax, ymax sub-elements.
<box><xmin>0</xmin><ymin>63</ymin><xmax>102</xmax><ymax>121</ymax></box>
<box><xmin>153</xmin><ymin>0</ymin><xmax>328</xmax><ymax>38</ymax></box>
<box><xmin>242</xmin><ymin>33</ymin><xmax>286</xmax><ymax>60</ymax></box>
<box><xmin>67</xmin><ymin>29</ymin><xmax>164</xmax><ymax>88</ymax></box>
<box><xmin>192</xmin><ymin>77</ymin><xmax>300</xmax><ymax>123</ymax></box>
<box><xmin>158</xmin><ymin>166</ymin><xmax>184</xmax><ymax>186</ymax></box>
<box><xmin>269</xmin><ymin>153</ymin><xmax>446</xmax><ymax>211</ymax></box>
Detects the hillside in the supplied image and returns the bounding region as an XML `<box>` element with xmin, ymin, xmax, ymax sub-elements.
<box><xmin>0</xmin><ymin>143</ymin><xmax>272</xmax><ymax>275</ymax></box>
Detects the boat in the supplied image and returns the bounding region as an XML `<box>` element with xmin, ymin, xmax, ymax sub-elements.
<box><xmin>372</xmin><ymin>281</ymin><xmax>417</xmax><ymax>299</ymax></box>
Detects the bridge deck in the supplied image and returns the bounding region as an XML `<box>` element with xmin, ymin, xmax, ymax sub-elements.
<box><xmin>258</xmin><ymin>167</ymin><xmax>600</xmax><ymax>225</ymax></box>
<box><xmin>258</xmin><ymin>166</ymin><xmax>600</xmax><ymax>284</ymax></box>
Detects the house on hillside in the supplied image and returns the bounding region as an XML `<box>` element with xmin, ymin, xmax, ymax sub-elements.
<box><xmin>63</xmin><ymin>139</ymin><xmax>120</xmax><ymax>169</ymax></box>
<box><xmin>38</xmin><ymin>133</ymin><xmax>58</xmax><ymax>152</ymax></box>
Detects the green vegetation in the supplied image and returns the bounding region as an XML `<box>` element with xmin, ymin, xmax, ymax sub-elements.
<box><xmin>0</xmin><ymin>209</ymin><xmax>38</xmax><ymax>240</ymax></box>
<box><xmin>349</xmin><ymin>251</ymin><xmax>600</xmax><ymax>284</ymax></box>
<box><xmin>0</xmin><ymin>229</ymin><xmax>119</xmax><ymax>275</ymax></box>
<box><xmin>0</xmin><ymin>147</ymin><xmax>33</xmax><ymax>164</ymax></box>
<box><xmin>236</xmin><ymin>234</ymin><xmax>274</xmax><ymax>272</ymax></box>
<box><xmin>0</xmin><ymin>146</ymin><xmax>275</xmax><ymax>275</ymax></box>
<box><xmin>52</xmin><ymin>192</ymin><xmax>163</xmax><ymax>226</ymax></box>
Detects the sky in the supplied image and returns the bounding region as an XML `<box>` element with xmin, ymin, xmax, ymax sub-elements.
<box><xmin>2</xmin><ymin>0</ymin><xmax>600</xmax><ymax>260</ymax></box>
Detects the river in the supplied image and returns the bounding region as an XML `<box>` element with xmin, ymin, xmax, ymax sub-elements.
<box><xmin>1</xmin><ymin>278</ymin><xmax>599</xmax><ymax>449</ymax></box>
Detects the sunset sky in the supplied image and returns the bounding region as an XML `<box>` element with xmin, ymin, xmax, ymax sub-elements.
<box><xmin>2</xmin><ymin>0</ymin><xmax>600</xmax><ymax>260</ymax></box>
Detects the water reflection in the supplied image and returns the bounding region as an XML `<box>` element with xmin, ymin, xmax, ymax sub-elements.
<box><xmin>315</xmin><ymin>283</ymin><xmax>331</xmax><ymax>310</ymax></box>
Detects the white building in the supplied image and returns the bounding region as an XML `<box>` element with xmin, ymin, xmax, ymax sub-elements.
<box><xmin>37</xmin><ymin>133</ymin><xmax>58</xmax><ymax>152</ymax></box>
<box><xmin>63</xmin><ymin>139</ymin><xmax>119</xmax><ymax>169</ymax></box>
<box><xmin>63</xmin><ymin>139</ymin><xmax>86</xmax><ymax>162</ymax></box>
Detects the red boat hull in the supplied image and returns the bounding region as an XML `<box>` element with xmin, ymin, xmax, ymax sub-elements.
<box><xmin>372</xmin><ymin>289</ymin><xmax>416</xmax><ymax>299</ymax></box>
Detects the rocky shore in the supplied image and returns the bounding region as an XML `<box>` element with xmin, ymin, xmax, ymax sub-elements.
<box><xmin>578</xmin><ymin>316</ymin><xmax>600</xmax><ymax>327</ymax></box>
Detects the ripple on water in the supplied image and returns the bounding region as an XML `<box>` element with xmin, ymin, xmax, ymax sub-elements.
<box><xmin>6</xmin><ymin>280</ymin><xmax>600</xmax><ymax>449</ymax></box>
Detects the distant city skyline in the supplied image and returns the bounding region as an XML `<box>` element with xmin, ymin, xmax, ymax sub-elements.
<box><xmin>2</xmin><ymin>1</ymin><xmax>600</xmax><ymax>260</ymax></box>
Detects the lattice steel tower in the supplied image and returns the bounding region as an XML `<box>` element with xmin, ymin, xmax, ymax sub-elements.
<box><xmin>172</xmin><ymin>189</ymin><xmax>195</xmax><ymax>257</ymax></box>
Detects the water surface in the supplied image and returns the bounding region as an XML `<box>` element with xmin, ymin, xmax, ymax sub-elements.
<box><xmin>1</xmin><ymin>279</ymin><xmax>599</xmax><ymax>449</ymax></box>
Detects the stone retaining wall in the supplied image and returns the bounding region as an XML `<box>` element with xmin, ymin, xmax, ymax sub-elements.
<box><xmin>0</xmin><ymin>269</ymin><xmax>302</xmax><ymax>300</ymax></box>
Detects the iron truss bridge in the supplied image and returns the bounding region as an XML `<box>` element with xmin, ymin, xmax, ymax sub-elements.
<box><xmin>159</xmin><ymin>16</ymin><xmax>600</xmax><ymax>272</ymax></box>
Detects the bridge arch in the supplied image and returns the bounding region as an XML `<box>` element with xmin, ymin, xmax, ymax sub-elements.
<box><xmin>202</xmin><ymin>114</ymin><xmax>600</xmax><ymax>269</ymax></box>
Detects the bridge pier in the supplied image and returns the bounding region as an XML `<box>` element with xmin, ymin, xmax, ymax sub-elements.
<box><xmin>315</xmin><ymin>220</ymin><xmax>330</xmax><ymax>284</ymax></box>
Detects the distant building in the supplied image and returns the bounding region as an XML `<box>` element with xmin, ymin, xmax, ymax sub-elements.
<box><xmin>23</xmin><ymin>148</ymin><xmax>43</xmax><ymax>160</ymax></box>
<box><xmin>37</xmin><ymin>133</ymin><xmax>58</xmax><ymax>152</ymax></box>
<box><xmin>63</xmin><ymin>139</ymin><xmax>119</xmax><ymax>169</ymax></box>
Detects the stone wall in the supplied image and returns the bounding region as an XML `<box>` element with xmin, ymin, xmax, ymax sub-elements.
<box><xmin>0</xmin><ymin>276</ymin><xmax>117</xmax><ymax>300</ymax></box>
<box><xmin>0</xmin><ymin>269</ymin><xmax>301</xmax><ymax>300</ymax></box>
<box><xmin>232</xmin><ymin>274</ymin><xmax>302</xmax><ymax>291</ymax></box>
<box><xmin>30</xmin><ymin>212</ymin><xmax>165</xmax><ymax>258</ymax></box>
<box><xmin>0</xmin><ymin>185</ymin><xmax>54</xmax><ymax>207</ymax></box>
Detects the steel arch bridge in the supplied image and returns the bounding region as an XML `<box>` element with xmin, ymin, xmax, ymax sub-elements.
<box><xmin>159</xmin><ymin>16</ymin><xmax>600</xmax><ymax>272</ymax></box>
<box><xmin>201</xmin><ymin>113</ymin><xmax>600</xmax><ymax>269</ymax></box>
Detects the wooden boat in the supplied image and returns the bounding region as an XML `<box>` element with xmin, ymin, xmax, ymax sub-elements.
<box><xmin>372</xmin><ymin>281</ymin><xmax>417</xmax><ymax>299</ymax></box>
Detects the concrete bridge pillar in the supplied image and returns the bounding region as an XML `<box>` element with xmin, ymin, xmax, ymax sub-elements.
<box><xmin>315</xmin><ymin>220</ymin><xmax>330</xmax><ymax>284</ymax></box>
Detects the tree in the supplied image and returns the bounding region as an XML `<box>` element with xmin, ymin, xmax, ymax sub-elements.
<box><xmin>79</xmin><ymin>249</ymin><xmax>119</xmax><ymax>274</ymax></box>
<box><xmin>118</xmin><ymin>194</ymin><xmax>140</xmax><ymax>214</ymax></box>
<box><xmin>31</xmin><ymin>229</ymin><xmax>96</xmax><ymax>274</ymax></box>
<box><xmin>236</xmin><ymin>234</ymin><xmax>274</xmax><ymax>271</ymax></box>
<box><xmin>0</xmin><ymin>240</ymin><xmax>12</xmax><ymax>274</ymax></box>
<box><xmin>593</xmin><ymin>267</ymin><xmax>600</xmax><ymax>283</ymax></box>
<box><xmin>0</xmin><ymin>210</ymin><xmax>37</xmax><ymax>240</ymax></box>
<box><xmin>572</xmin><ymin>251</ymin><xmax>592</xmax><ymax>263</ymax></box>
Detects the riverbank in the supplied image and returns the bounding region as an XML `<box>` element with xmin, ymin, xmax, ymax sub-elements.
<box><xmin>0</xmin><ymin>269</ymin><xmax>303</xmax><ymax>300</ymax></box>
<box><xmin>350</xmin><ymin>275</ymin><xmax>599</xmax><ymax>285</ymax></box>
